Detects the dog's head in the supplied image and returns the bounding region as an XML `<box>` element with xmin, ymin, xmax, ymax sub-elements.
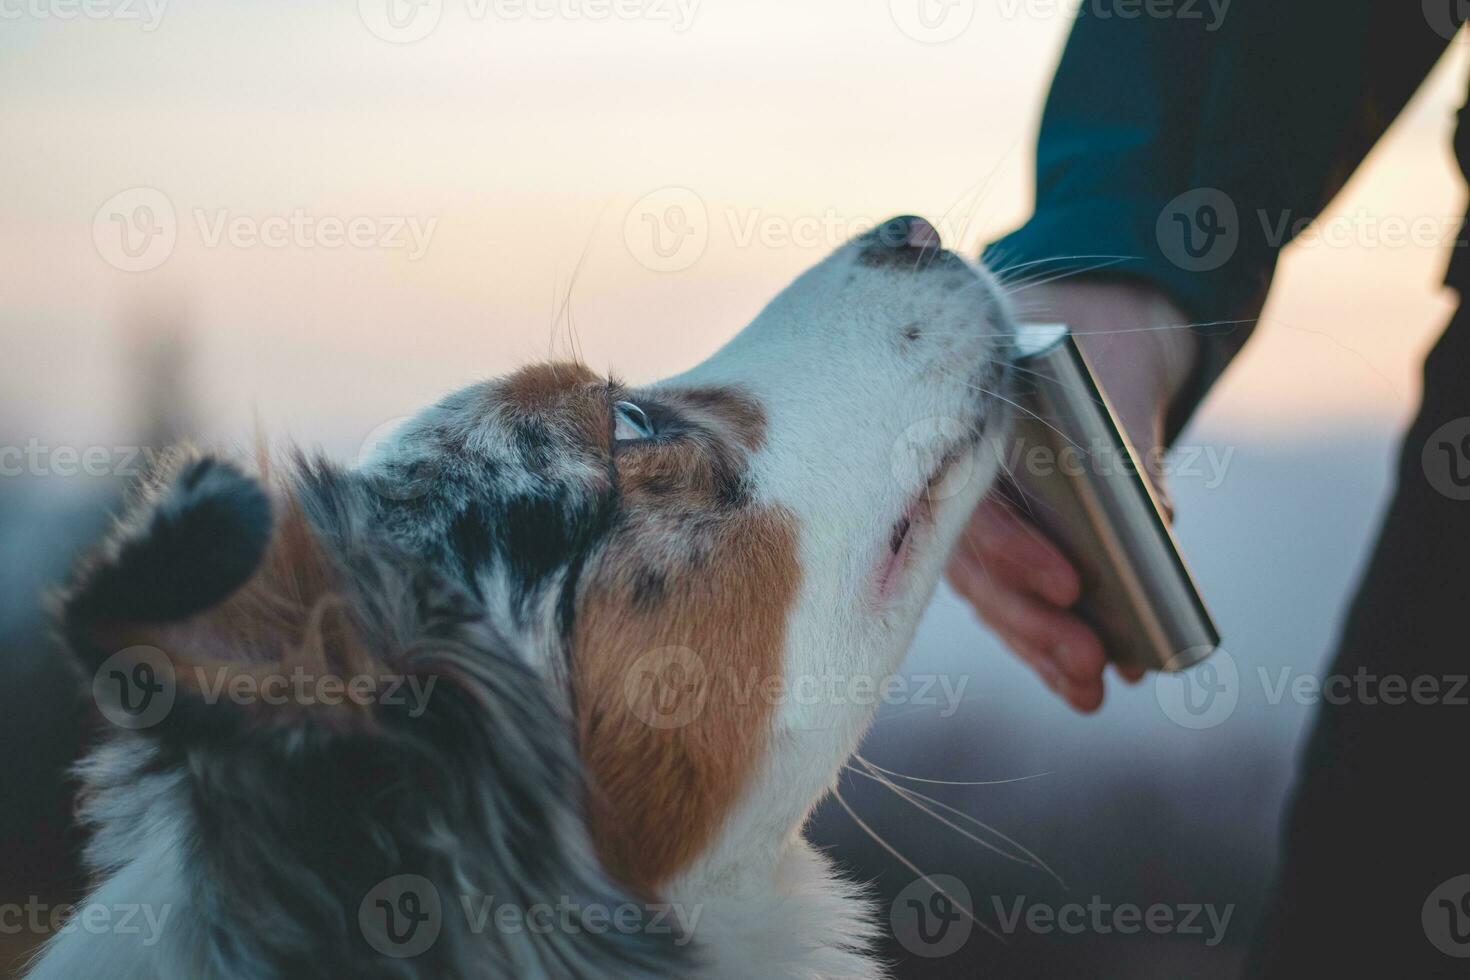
<box><xmin>50</xmin><ymin>217</ymin><xmax>1014</xmax><ymax>978</ymax></box>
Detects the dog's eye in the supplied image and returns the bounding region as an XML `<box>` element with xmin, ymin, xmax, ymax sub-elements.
<box><xmin>613</xmin><ymin>401</ymin><xmax>654</xmax><ymax>442</ymax></box>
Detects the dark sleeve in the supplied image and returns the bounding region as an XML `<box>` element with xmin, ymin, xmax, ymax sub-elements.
<box><xmin>984</xmin><ymin>2</ymin><xmax>1459</xmax><ymax>437</ymax></box>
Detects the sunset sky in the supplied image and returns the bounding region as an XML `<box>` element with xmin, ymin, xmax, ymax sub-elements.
<box><xmin>3</xmin><ymin>1</ymin><xmax>1466</xmax><ymax>455</ymax></box>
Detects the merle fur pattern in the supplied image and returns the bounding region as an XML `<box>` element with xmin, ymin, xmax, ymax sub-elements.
<box><xmin>39</xmin><ymin>390</ymin><xmax>690</xmax><ymax>980</ymax></box>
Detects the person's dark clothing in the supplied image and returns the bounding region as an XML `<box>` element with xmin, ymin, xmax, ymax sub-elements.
<box><xmin>986</xmin><ymin>3</ymin><xmax>1470</xmax><ymax>974</ymax></box>
<box><xmin>986</xmin><ymin>0</ymin><xmax>1462</xmax><ymax>441</ymax></box>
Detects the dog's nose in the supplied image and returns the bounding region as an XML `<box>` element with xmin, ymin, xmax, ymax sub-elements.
<box><xmin>869</xmin><ymin>215</ymin><xmax>943</xmax><ymax>251</ymax></box>
<box><xmin>856</xmin><ymin>216</ymin><xmax>947</xmax><ymax>268</ymax></box>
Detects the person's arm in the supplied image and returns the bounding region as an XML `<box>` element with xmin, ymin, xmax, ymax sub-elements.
<box><xmin>963</xmin><ymin>3</ymin><xmax>1460</xmax><ymax>710</ymax></box>
<box><xmin>986</xmin><ymin>0</ymin><xmax>1459</xmax><ymax>438</ymax></box>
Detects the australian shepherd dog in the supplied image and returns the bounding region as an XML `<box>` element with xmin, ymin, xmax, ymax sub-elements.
<box><xmin>30</xmin><ymin>215</ymin><xmax>1014</xmax><ymax>979</ymax></box>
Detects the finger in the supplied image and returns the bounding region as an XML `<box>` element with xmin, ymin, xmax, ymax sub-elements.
<box><xmin>1001</xmin><ymin>632</ymin><xmax>1064</xmax><ymax>691</ymax></box>
<box><xmin>1061</xmin><ymin>673</ymin><xmax>1106</xmax><ymax>713</ymax></box>
<box><xmin>992</xmin><ymin>624</ymin><xmax>1105</xmax><ymax>713</ymax></box>
<box><xmin>1115</xmin><ymin>663</ymin><xmax>1147</xmax><ymax>684</ymax></box>
<box><xmin>959</xmin><ymin>499</ymin><xmax>1081</xmax><ymax>607</ymax></box>
<box><xmin>947</xmin><ymin>555</ymin><xmax>1106</xmax><ymax>687</ymax></box>
<box><xmin>945</xmin><ymin>545</ymin><xmax>1041</xmax><ymax>613</ymax></box>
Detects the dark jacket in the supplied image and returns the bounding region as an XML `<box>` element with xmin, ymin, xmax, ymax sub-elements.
<box><xmin>985</xmin><ymin>2</ymin><xmax>1465</xmax><ymax>435</ymax></box>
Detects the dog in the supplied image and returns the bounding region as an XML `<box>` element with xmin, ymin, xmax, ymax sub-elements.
<box><xmin>28</xmin><ymin>215</ymin><xmax>1015</xmax><ymax>979</ymax></box>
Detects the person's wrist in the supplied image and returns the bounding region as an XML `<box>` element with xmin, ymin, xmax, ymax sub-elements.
<box><xmin>1142</xmin><ymin>299</ymin><xmax>1199</xmax><ymax>415</ymax></box>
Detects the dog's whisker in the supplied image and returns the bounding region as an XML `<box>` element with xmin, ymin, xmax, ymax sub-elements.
<box><xmin>548</xmin><ymin>278</ymin><xmax>562</xmax><ymax>360</ymax></box>
<box><xmin>550</xmin><ymin>203</ymin><xmax>610</xmax><ymax>367</ymax></box>
<box><xmin>846</xmin><ymin>765</ymin><xmax>1040</xmax><ymax>875</ymax></box>
<box><xmin>968</xmin><ymin>380</ymin><xmax>1083</xmax><ymax>451</ymax></box>
<box><xmin>832</xmin><ymin>785</ymin><xmax>1003</xmax><ymax>944</ymax></box>
<box><xmin>994</xmin><ymin>260</ymin><xmax>1137</xmax><ymax>294</ymax></box>
<box><xmin>847</xmin><ymin>761</ymin><xmax>1063</xmax><ymax>888</ymax></box>
<box><xmin>854</xmin><ymin>758</ymin><xmax>1068</xmax><ymax>890</ymax></box>
<box><xmin>1000</xmin><ymin>259</ymin><xmax>1134</xmax><ymax>296</ymax></box>
<box><xmin>992</xmin><ymin>254</ymin><xmax>1141</xmax><ymax>281</ymax></box>
<box><xmin>858</xmin><ymin>756</ymin><xmax>1051</xmax><ymax>789</ymax></box>
<box><xmin>940</xmin><ymin>146</ymin><xmax>1014</xmax><ymax>257</ymax></box>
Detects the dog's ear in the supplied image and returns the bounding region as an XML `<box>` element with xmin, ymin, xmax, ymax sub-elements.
<box><xmin>63</xmin><ymin>455</ymin><xmax>273</xmax><ymax>647</ymax></box>
<box><xmin>60</xmin><ymin>452</ymin><xmax>383</xmax><ymax>738</ymax></box>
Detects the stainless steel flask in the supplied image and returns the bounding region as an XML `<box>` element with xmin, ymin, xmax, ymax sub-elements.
<box><xmin>1005</xmin><ymin>324</ymin><xmax>1219</xmax><ymax>672</ymax></box>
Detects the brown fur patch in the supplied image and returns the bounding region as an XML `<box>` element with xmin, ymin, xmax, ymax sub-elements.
<box><xmin>499</xmin><ymin>361</ymin><xmax>599</xmax><ymax>410</ymax></box>
<box><xmin>573</xmin><ymin>391</ymin><xmax>798</xmax><ymax>891</ymax></box>
<box><xmin>497</xmin><ymin>362</ymin><xmax>613</xmax><ymax>453</ymax></box>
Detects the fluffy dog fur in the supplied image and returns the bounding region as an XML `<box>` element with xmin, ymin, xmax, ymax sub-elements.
<box><xmin>29</xmin><ymin>217</ymin><xmax>1015</xmax><ymax>979</ymax></box>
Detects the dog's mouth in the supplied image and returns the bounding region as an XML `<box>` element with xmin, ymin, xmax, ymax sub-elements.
<box><xmin>875</xmin><ymin>447</ymin><xmax>969</xmax><ymax>601</ymax></box>
<box><xmin>875</xmin><ymin>503</ymin><xmax>923</xmax><ymax>602</ymax></box>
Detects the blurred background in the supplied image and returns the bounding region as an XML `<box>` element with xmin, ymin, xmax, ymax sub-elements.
<box><xmin>2</xmin><ymin>2</ymin><xmax>1466</xmax><ymax>976</ymax></box>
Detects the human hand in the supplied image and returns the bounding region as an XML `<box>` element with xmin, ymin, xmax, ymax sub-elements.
<box><xmin>947</xmin><ymin>279</ymin><xmax>1198</xmax><ymax>711</ymax></box>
